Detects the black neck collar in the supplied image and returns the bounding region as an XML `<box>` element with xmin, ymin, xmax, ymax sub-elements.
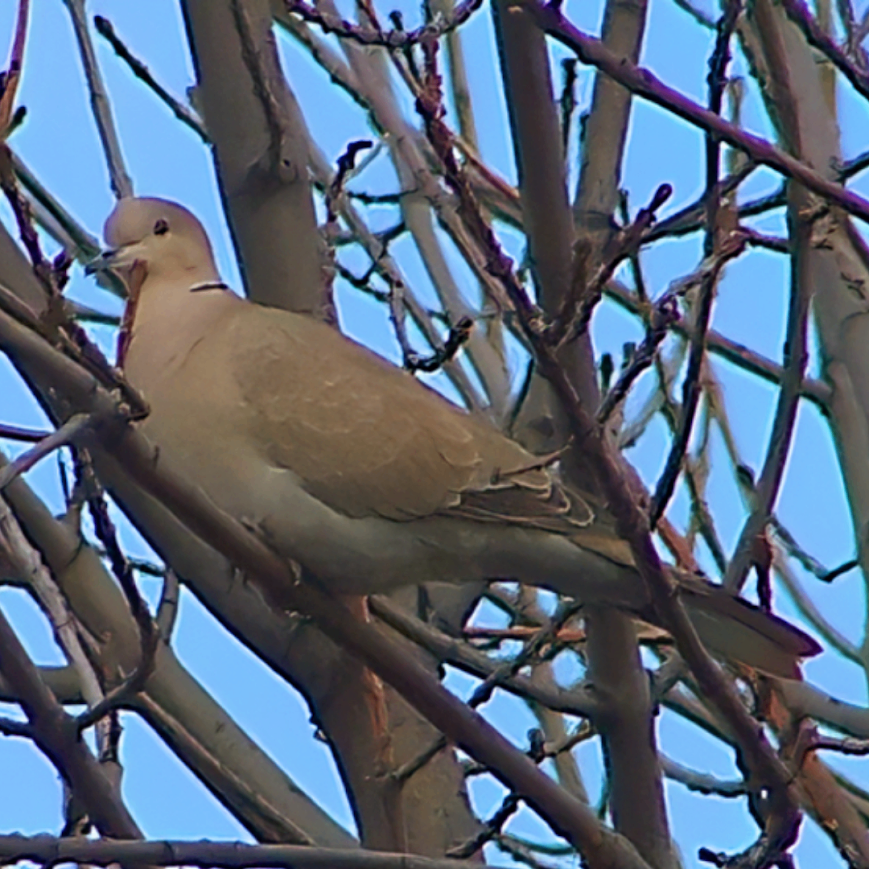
<box><xmin>190</xmin><ymin>281</ymin><xmax>229</xmax><ymax>293</ymax></box>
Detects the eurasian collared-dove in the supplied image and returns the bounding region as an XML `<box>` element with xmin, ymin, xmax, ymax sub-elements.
<box><xmin>89</xmin><ymin>197</ymin><xmax>819</xmax><ymax>677</ymax></box>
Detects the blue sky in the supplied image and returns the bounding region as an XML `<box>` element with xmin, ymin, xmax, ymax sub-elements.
<box><xmin>0</xmin><ymin>1</ymin><xmax>867</xmax><ymax>865</ymax></box>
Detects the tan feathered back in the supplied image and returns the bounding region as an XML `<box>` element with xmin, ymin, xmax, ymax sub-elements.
<box><xmin>221</xmin><ymin>302</ymin><xmax>596</xmax><ymax>529</ymax></box>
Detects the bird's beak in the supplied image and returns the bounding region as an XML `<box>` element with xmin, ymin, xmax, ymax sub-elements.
<box><xmin>84</xmin><ymin>249</ymin><xmax>118</xmax><ymax>275</ymax></box>
<box><xmin>85</xmin><ymin>241</ymin><xmax>146</xmax><ymax>276</ymax></box>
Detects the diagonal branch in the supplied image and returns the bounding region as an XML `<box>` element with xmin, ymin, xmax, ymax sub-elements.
<box><xmin>780</xmin><ymin>0</ymin><xmax>869</xmax><ymax>101</ymax></box>
<box><xmin>532</xmin><ymin>1</ymin><xmax>869</xmax><ymax>225</ymax></box>
<box><xmin>723</xmin><ymin>201</ymin><xmax>813</xmax><ymax>593</ymax></box>
<box><xmin>61</xmin><ymin>0</ymin><xmax>132</xmax><ymax>198</ymax></box>
<box><xmin>93</xmin><ymin>15</ymin><xmax>208</xmax><ymax>143</ymax></box>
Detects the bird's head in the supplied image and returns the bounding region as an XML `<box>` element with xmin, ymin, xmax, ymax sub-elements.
<box><xmin>87</xmin><ymin>197</ymin><xmax>221</xmax><ymax>288</ymax></box>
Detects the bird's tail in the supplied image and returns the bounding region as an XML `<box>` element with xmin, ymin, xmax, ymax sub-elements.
<box><xmin>663</xmin><ymin>577</ymin><xmax>821</xmax><ymax>679</ymax></box>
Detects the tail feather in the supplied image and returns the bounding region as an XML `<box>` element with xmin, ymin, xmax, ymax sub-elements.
<box><xmin>673</xmin><ymin>578</ymin><xmax>821</xmax><ymax>678</ymax></box>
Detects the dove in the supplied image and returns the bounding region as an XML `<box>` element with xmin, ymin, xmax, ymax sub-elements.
<box><xmin>88</xmin><ymin>197</ymin><xmax>819</xmax><ymax>677</ymax></box>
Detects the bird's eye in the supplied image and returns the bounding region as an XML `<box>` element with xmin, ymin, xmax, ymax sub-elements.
<box><xmin>154</xmin><ymin>219</ymin><xmax>169</xmax><ymax>236</ymax></box>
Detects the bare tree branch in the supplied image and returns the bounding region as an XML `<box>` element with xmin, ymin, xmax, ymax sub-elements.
<box><xmin>61</xmin><ymin>0</ymin><xmax>132</xmax><ymax>198</ymax></box>
<box><xmin>533</xmin><ymin>1</ymin><xmax>869</xmax><ymax>224</ymax></box>
<box><xmin>0</xmin><ymin>595</ymin><xmax>141</xmax><ymax>837</ymax></box>
<box><xmin>0</xmin><ymin>834</ymin><xmax>514</xmax><ymax>869</ymax></box>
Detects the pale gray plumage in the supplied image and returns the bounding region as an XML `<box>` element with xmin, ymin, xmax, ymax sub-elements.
<box><xmin>95</xmin><ymin>197</ymin><xmax>820</xmax><ymax>678</ymax></box>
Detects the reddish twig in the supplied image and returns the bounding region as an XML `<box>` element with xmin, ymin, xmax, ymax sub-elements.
<box><xmin>0</xmin><ymin>151</ymin><xmax>146</xmax><ymax>417</ymax></box>
<box><xmin>414</xmin><ymin>40</ymin><xmax>540</xmax><ymax>333</ymax></box>
<box><xmin>285</xmin><ymin>0</ymin><xmax>484</xmax><ymax>47</ymax></box>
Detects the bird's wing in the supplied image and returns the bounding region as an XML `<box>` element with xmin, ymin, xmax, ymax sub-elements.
<box><xmin>229</xmin><ymin>305</ymin><xmax>596</xmax><ymax>531</ymax></box>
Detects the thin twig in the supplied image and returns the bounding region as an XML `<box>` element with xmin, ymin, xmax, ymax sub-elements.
<box><xmin>285</xmin><ymin>0</ymin><xmax>484</xmax><ymax>47</ymax></box>
<box><xmin>0</xmin><ymin>157</ymin><xmax>147</xmax><ymax>419</ymax></box>
<box><xmin>0</xmin><ymin>497</ymin><xmax>110</xmax><ymax>757</ymax></box>
<box><xmin>0</xmin><ymin>715</ymin><xmax>31</xmax><ymax>737</ymax></box>
<box><xmin>276</xmin><ymin>13</ymin><xmax>372</xmax><ymax>114</ymax></box>
<box><xmin>649</xmin><ymin>234</ymin><xmax>747</xmax><ymax>524</ymax></box>
<box><xmin>533</xmin><ymin>1</ymin><xmax>869</xmax><ymax>225</ymax></box>
<box><xmin>75</xmin><ymin>459</ymin><xmax>159</xmax><ymax>724</ymax></box>
<box><xmin>0</xmin><ymin>601</ymin><xmax>141</xmax><ymax>837</ymax></box>
<box><xmin>370</xmin><ymin>596</ymin><xmax>598</xmax><ymax>718</ymax></box>
<box><xmin>61</xmin><ymin>0</ymin><xmax>132</xmax><ymax>198</ymax></box>
<box><xmin>155</xmin><ymin>569</ymin><xmax>180</xmax><ymax>640</ymax></box>
<box><xmin>439</xmin><ymin>0</ymin><xmax>479</xmax><ymax>148</ymax></box>
<box><xmin>324</xmin><ymin>139</ymin><xmax>460</xmax><ymax>373</ymax></box>
<box><xmin>647</xmin><ymin>161</ymin><xmax>756</xmax><ymax>242</ymax></box>
<box><xmin>671</xmin><ymin>0</ymin><xmax>716</xmax><ymax>28</ymax></box>
<box><xmin>448</xmin><ymin>794</ymin><xmax>521</xmax><ymax>858</ymax></box>
<box><xmin>10</xmin><ymin>154</ymin><xmax>128</xmax><ymax>300</ymax></box>
<box><xmin>661</xmin><ymin>756</ymin><xmax>746</xmax><ymax>796</ymax></box>
<box><xmin>381</xmin><ymin>594</ymin><xmax>591</xmax><ymax>784</ymax></box>
<box><xmin>556</xmin><ymin>184</ymin><xmax>673</xmax><ymax>345</ymax></box>
<box><xmin>93</xmin><ymin>15</ymin><xmax>208</xmax><ymax>143</ymax></box>
<box><xmin>0</xmin><ymin>0</ymin><xmax>30</xmax><ymax>137</ymax></box>
<box><xmin>326</xmin><ymin>139</ymin><xmax>374</xmax><ymax>222</ymax></box>
<box><xmin>650</xmin><ymin>1</ymin><xmax>740</xmax><ymax>528</ymax></box>
<box><xmin>495</xmin><ymin>835</ymin><xmax>561</xmax><ymax>869</ymax></box>
<box><xmin>820</xmin><ymin>558</ymin><xmax>859</xmax><ymax>583</ymax></box>
<box><xmin>559</xmin><ymin>59</ymin><xmax>578</xmax><ymax>158</ymax></box>
<box><xmin>774</xmin><ymin>552</ymin><xmax>859</xmax><ymax>662</ymax></box>
<box><xmin>390</xmin><ymin>736</ymin><xmax>448</xmax><ymax>784</ymax></box>
<box><xmin>722</xmin><ymin>230</ymin><xmax>813</xmax><ymax>592</ymax></box>
<box><xmin>597</xmin><ymin>293</ymin><xmax>680</xmax><ymax>424</ymax></box>
<box><xmin>0</xmin><ymin>414</ymin><xmax>92</xmax><ymax>492</ymax></box>
<box><xmin>605</xmin><ymin>279</ymin><xmax>831</xmax><ymax>409</ymax></box>
<box><xmin>0</xmin><ymin>422</ymin><xmax>49</xmax><ymax>443</ymax></box>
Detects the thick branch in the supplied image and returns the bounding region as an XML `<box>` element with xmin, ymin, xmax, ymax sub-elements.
<box><xmin>181</xmin><ymin>0</ymin><xmax>323</xmax><ymax>312</ymax></box>
<box><xmin>0</xmin><ymin>835</ymin><xmax>508</xmax><ymax>869</ymax></box>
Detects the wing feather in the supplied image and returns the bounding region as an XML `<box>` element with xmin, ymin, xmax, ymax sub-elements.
<box><xmin>232</xmin><ymin>308</ymin><xmax>595</xmax><ymax>531</ymax></box>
